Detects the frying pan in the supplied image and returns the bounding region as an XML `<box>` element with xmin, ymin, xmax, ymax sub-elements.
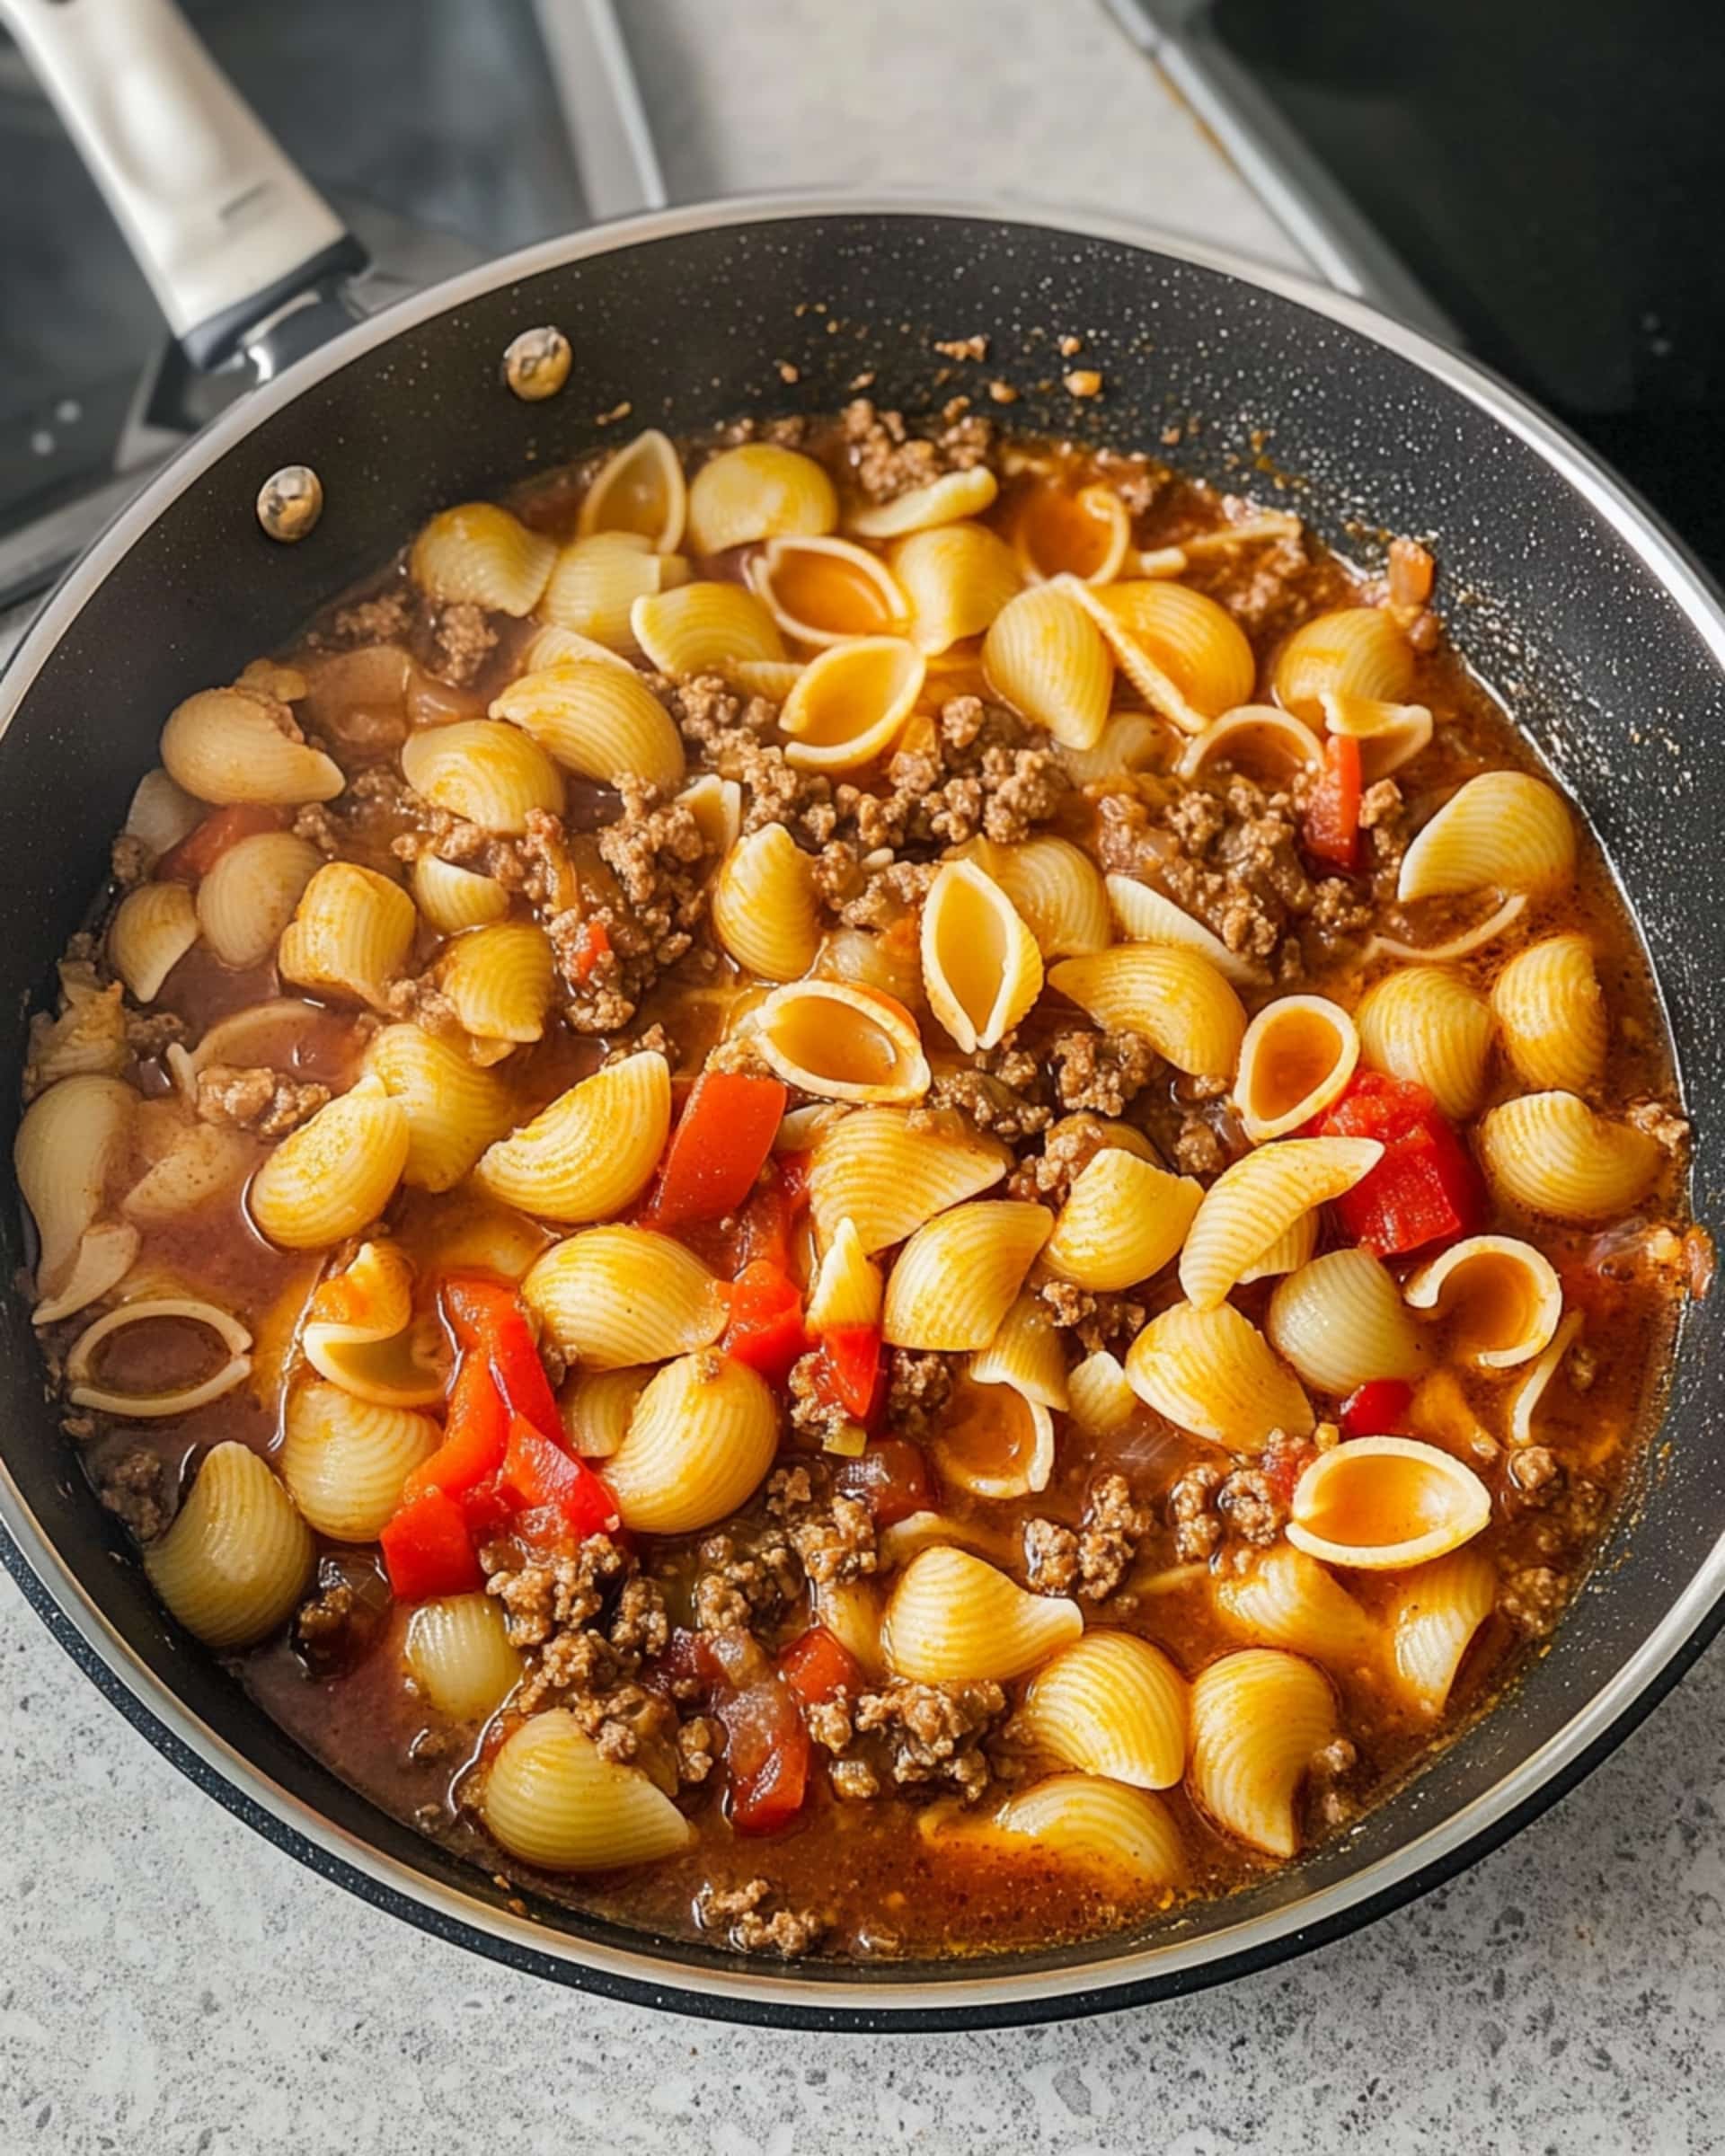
<box><xmin>3</xmin><ymin>0</ymin><xmax>1724</xmax><ymax>2034</ymax></box>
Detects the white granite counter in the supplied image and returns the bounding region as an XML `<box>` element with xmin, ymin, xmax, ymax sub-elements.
<box><xmin>4</xmin><ymin>4</ymin><xmax>1722</xmax><ymax>2151</ymax></box>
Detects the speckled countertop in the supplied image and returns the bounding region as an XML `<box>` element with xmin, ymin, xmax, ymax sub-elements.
<box><xmin>4</xmin><ymin>4</ymin><xmax>1724</xmax><ymax>2152</ymax></box>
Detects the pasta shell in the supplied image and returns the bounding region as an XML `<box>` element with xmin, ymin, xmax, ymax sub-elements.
<box><xmin>475</xmin><ymin>1052</ymin><xmax>671</xmax><ymax>1222</ymax></box>
<box><xmin>970</xmin><ymin>1292</ymin><xmax>1070</xmax><ymax>1410</ymax></box>
<box><xmin>1402</xmin><ymin>1233</ymin><xmax>1563</xmax><ymax>1371</ymax></box>
<box><xmin>882</xmin><ymin>1201</ymin><xmax>1052</xmax><ymax>1350</ymax></box>
<box><xmin>810</xmin><ymin>1576</ymin><xmax>887</xmax><ymax>1678</ymax></box>
<box><xmin>540</xmin><ymin>532</ymin><xmax>679</xmax><ymax>655</ymax></box>
<box><xmin>1179</xmin><ymin>1135</ymin><xmax>1383</xmax><ymax>1309</ymax></box>
<box><xmin>1138</xmin><ymin>512</ymin><xmax>1303</xmax><ymax>580</ymax></box>
<box><xmin>1357</xmin><ymin>966</ymin><xmax>1494</xmax><ymax>1120</ymax></box>
<box><xmin>965</xmin><ymin>835</ymin><xmax>1110</xmax><ymax>959</ymax></box>
<box><xmin>31</xmin><ymin>1220</ymin><xmax>140</xmax><ymax>1330</ymax></box>
<box><xmin>1320</xmin><ymin>690</ymin><xmax>1434</xmax><ymax>781</ymax></box>
<box><xmin>1234</xmin><ymin>994</ymin><xmax>1359</xmax><ymax>1143</ymax></box>
<box><xmin>1177</xmin><ymin>704</ymin><xmax>1323</xmax><ymax>788</ymax></box>
<box><xmin>752</xmin><ymin>534</ymin><xmax>907</xmax><ymax>646</ymax></box>
<box><xmin>931</xmin><ymin>1372</ymin><xmax>1057</xmax><ymax>1498</ymax></box>
<box><xmin>686</xmin><ymin>443</ymin><xmax>838</xmax><ymax>553</ymax></box>
<box><xmin>411</xmin><ymin>853</ymin><xmax>510</xmax><ymax>934</ymax></box>
<box><xmin>160</xmin><ymin>685</ymin><xmax>343</xmax><ymax>806</ymax></box>
<box><xmin>1013</xmin><ymin>482</ymin><xmax>1131</xmax><ymax>586</ymax></box>
<box><xmin>248</xmin><ymin>1075</ymin><xmax>410</xmax><ymax>1249</ymax></box>
<box><xmin>1188</xmin><ymin>1648</ymin><xmax>1339</xmax><ymax>1858</ymax></box>
<box><xmin>491</xmin><ymin>659</ymin><xmax>686</xmax><ymax>791</ymax></box>
<box><xmin>558</xmin><ymin>1366</ymin><xmax>650</xmax><ymax>1460</ymax></box>
<box><xmin>754</xmin><ymin>979</ymin><xmax>929</xmax><ymax>1104</ymax></box>
<box><xmin>399</xmin><ymin>720</ymin><xmax>564</xmax><ymax>835</ymax></box>
<box><xmin>889</xmin><ymin>522</ymin><xmax>1022</xmax><ymax>653</ymax></box>
<box><xmin>1267</xmin><ymin>1248</ymin><xmax>1426</xmax><ymax>1395</ymax></box>
<box><xmin>988</xmin><ymin>1776</ymin><xmax>1187</xmax><ymax>1890</ymax></box>
<box><xmin>1398</xmin><ymin>772</ymin><xmax>1577</xmax><ymax>902</ymax></box>
<box><xmin>1238</xmin><ymin>1211</ymin><xmax>1320</xmax><ymax>1286</ymax></box>
<box><xmin>1491</xmin><ymin>932</ymin><xmax>1607</xmax><ymax>1095</ymax></box>
<box><xmin>1057</xmin><ymin>709</ymin><xmax>1174</xmax><ymax>788</ymax></box>
<box><xmin>14</xmin><ymin>1074</ymin><xmax>136</xmax><ymax>1314</ymax></box>
<box><xmin>981</xmin><ymin>583</ymin><xmax>1113</xmax><ymax>750</ymax></box>
<box><xmin>438</xmin><ymin>921</ymin><xmax>555</xmax><ymax>1047</ymax></box>
<box><xmin>125</xmin><ymin>766</ymin><xmax>203</xmax><ymax>857</ymax></box>
<box><xmin>845</xmin><ymin>465</ymin><xmax>998</xmax><ymax>540</ymax></box>
<box><xmin>1067</xmin><ymin>1348</ymin><xmax>1137</xmax><ymax>1435</ymax></box>
<box><xmin>1274</xmin><ymin>605</ymin><xmax>1413</xmax><ymax>721</ymax></box>
<box><xmin>277</xmin><ymin>862</ymin><xmax>417</xmax><ymax>1010</ymax></box>
<box><xmin>920</xmin><ymin>858</ymin><xmax>1044</xmax><ymax>1052</ymax></box>
<box><xmin>1213</xmin><ymin>1544</ymin><xmax>1379</xmax><ymax>1670</ymax></box>
<box><xmin>120</xmin><ymin>1118</ymin><xmax>252</xmax><ymax>1225</ymax></box>
<box><xmin>482</xmin><ymin>1710</ymin><xmax>694</xmax><ymax>1869</ymax></box>
<box><xmin>519</xmin><ymin>624</ymin><xmax>638</xmax><ymax>676</ymax></box>
<box><xmin>195</xmin><ymin>832</ymin><xmax>322</xmax><ymax>968</ymax></box>
<box><xmin>302</xmin><ymin>1237</ymin><xmax>446</xmax><ymax>1406</ymax></box>
<box><xmin>1287</xmin><ymin>1435</ymin><xmax>1491</xmax><ymax>1569</ymax></box>
<box><xmin>808</xmin><ymin>1105</ymin><xmax>1009</xmax><ymax>1255</ymax></box>
<box><xmin>1020</xmin><ymin>1631</ymin><xmax>1188</xmax><ymax>1787</ymax></box>
<box><xmin>1126</xmin><ymin>1302</ymin><xmax>1314</xmax><ymax>1450</ymax></box>
<box><xmin>1067</xmin><ymin>577</ymin><xmax>1254</xmax><ymax>733</ymax></box>
<box><xmin>279</xmin><ymin>1381</ymin><xmax>438</xmax><ymax>1541</ymax></box>
<box><xmin>710</xmin><ymin>825</ymin><xmax>820</xmax><ymax>981</ymax></box>
<box><xmin>577</xmin><ymin>428</ymin><xmax>687</xmax><ymax>553</ymax></box>
<box><xmin>1104</xmin><ymin>873</ymin><xmax>1265</xmax><ymax>990</ymax></box>
<box><xmin>1477</xmin><ymin>1091</ymin><xmax>1663</xmax><ymax>1221</ymax></box>
<box><xmin>405</xmin><ymin>1594</ymin><xmax>524</xmax><ymax>1720</ymax></box>
<box><xmin>881</xmin><ymin>1545</ymin><xmax>1082</xmax><ymax>1682</ymax></box>
<box><xmin>1366</xmin><ymin>893</ymin><xmax>1530</xmax><ymax>966</ymax></box>
<box><xmin>805</xmin><ymin>1218</ymin><xmax>884</xmax><ymax>1333</ymax></box>
<box><xmin>523</xmin><ymin>1227</ymin><xmax>723</xmax><ymax>1368</ymax></box>
<box><xmin>107</xmin><ymin>880</ymin><xmax>199</xmax><ymax>1003</ymax></box>
<box><xmin>780</xmin><ymin>636</ymin><xmax>925</xmax><ymax>773</ymax></box>
<box><xmin>1386</xmin><ymin>1548</ymin><xmax>1497</xmax><ymax>1715</ymax></box>
<box><xmin>64</xmin><ymin>1295</ymin><xmax>252</xmax><ymax>1418</ymax></box>
<box><xmin>1050</xmin><ymin>945</ymin><xmax>1247</xmax><ymax>1076</ymax></box>
<box><xmin>1509</xmin><ymin>1309</ymin><xmax>1584</xmax><ymax>1448</ymax></box>
<box><xmin>409</xmin><ymin>502</ymin><xmax>554</xmax><ymax>614</ymax></box>
<box><xmin>604</xmin><ymin>1350</ymin><xmax>778</xmax><ymax>1533</ymax></box>
<box><xmin>364</xmin><ymin>1024</ymin><xmax>515</xmax><ymax>1193</ymax></box>
<box><xmin>677</xmin><ymin>772</ymin><xmax>744</xmax><ymax>859</ymax></box>
<box><xmin>22</xmin><ymin>968</ymin><xmax>128</xmax><ymax>1090</ymax></box>
<box><xmin>1043</xmin><ymin>1148</ymin><xmax>1202</xmax><ymax>1292</ymax></box>
<box><xmin>729</xmin><ymin>657</ymin><xmax>805</xmax><ymax>701</ymax></box>
<box><xmin>144</xmin><ymin>1443</ymin><xmax>314</xmax><ymax>1649</ymax></box>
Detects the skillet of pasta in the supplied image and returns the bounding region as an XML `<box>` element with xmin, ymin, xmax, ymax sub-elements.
<box><xmin>13</xmin><ymin>398</ymin><xmax>1702</xmax><ymax>1962</ymax></box>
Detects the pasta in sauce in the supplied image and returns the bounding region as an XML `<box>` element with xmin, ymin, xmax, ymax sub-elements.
<box><xmin>14</xmin><ymin>398</ymin><xmax>1703</xmax><ymax>1963</ymax></box>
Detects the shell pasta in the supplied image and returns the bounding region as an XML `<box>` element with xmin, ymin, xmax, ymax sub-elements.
<box><xmin>14</xmin><ymin>396</ymin><xmax>1693</xmax><ymax>1971</ymax></box>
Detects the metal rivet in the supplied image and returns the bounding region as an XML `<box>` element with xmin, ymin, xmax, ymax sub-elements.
<box><xmin>503</xmin><ymin>325</ymin><xmax>572</xmax><ymax>402</ymax></box>
<box><xmin>257</xmin><ymin>464</ymin><xmax>323</xmax><ymax>542</ymax></box>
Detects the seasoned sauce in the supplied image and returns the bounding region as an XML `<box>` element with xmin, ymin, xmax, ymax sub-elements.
<box><xmin>16</xmin><ymin>400</ymin><xmax>1698</xmax><ymax>1965</ymax></box>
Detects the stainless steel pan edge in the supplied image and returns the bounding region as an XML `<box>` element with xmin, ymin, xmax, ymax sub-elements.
<box><xmin>4</xmin><ymin>192</ymin><xmax>1725</xmax><ymax>2030</ymax></box>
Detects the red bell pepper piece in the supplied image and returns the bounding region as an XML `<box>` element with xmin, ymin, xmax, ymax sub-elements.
<box><xmin>1340</xmin><ymin>1377</ymin><xmax>1415</xmax><ymax>1438</ymax></box>
<box><xmin>155</xmin><ymin>803</ymin><xmax>285</xmax><ymax>883</ymax></box>
<box><xmin>779</xmin><ymin>1625</ymin><xmax>863</xmax><ymax>1710</ymax></box>
<box><xmin>645</xmin><ymin>1071</ymin><xmax>789</xmax><ymax>1231</ymax></box>
<box><xmin>402</xmin><ymin>1353</ymin><xmax>510</xmax><ymax>1504</ymax></box>
<box><xmin>565</xmin><ymin>918</ymin><xmax>610</xmax><ymax>985</ymax></box>
<box><xmin>701</xmin><ymin>1629</ymin><xmax>810</xmax><ymax>1835</ymax></box>
<box><xmin>440</xmin><ymin>1275</ymin><xmax>562</xmax><ymax>1441</ymax></box>
<box><xmin>833</xmin><ymin>1437</ymin><xmax>934</xmax><ymax>1528</ymax></box>
<box><xmin>379</xmin><ymin>1487</ymin><xmax>483</xmax><ymax>1602</ymax></box>
<box><xmin>1305</xmin><ymin>733</ymin><xmax>1364</xmax><ymax>872</ymax></box>
<box><xmin>1314</xmin><ymin>1071</ymin><xmax>1484</xmax><ymax>1257</ymax></box>
<box><xmin>809</xmin><ymin>1324</ymin><xmax>885</xmax><ymax>1425</ymax></box>
<box><xmin>721</xmin><ymin>1259</ymin><xmax>808</xmax><ymax>1385</ymax></box>
<box><xmin>495</xmin><ymin>1416</ymin><xmax>622</xmax><ymax>1539</ymax></box>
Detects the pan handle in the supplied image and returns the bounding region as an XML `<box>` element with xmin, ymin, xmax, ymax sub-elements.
<box><xmin>1</xmin><ymin>0</ymin><xmax>366</xmax><ymax>370</ymax></box>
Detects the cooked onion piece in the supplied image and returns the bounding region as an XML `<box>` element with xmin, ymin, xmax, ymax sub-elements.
<box><xmin>1287</xmin><ymin>1436</ymin><xmax>1491</xmax><ymax>1569</ymax></box>
<box><xmin>753</xmin><ymin>979</ymin><xmax>929</xmax><ymax>1104</ymax></box>
<box><xmin>65</xmin><ymin>1297</ymin><xmax>252</xmax><ymax>1418</ymax></box>
<box><xmin>1403</xmin><ymin>1233</ymin><xmax>1562</xmax><ymax>1372</ymax></box>
<box><xmin>1233</xmin><ymin>994</ymin><xmax>1359</xmax><ymax>1143</ymax></box>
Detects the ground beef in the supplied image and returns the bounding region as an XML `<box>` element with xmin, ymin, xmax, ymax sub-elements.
<box><xmin>927</xmin><ymin>1065</ymin><xmax>1052</xmax><ymax>1142</ymax></box>
<box><xmin>423</xmin><ymin>601</ymin><xmax>498</xmax><ymax>686</ymax></box>
<box><xmin>1049</xmin><ymin>1027</ymin><xmax>1159</xmax><ymax>1116</ymax></box>
<box><xmin>1168</xmin><ymin>1462</ymin><xmax>1287</xmax><ymax>1567</ymax></box>
<box><xmin>1499</xmin><ymin>1564</ymin><xmax>1568</xmax><ymax>1636</ymax></box>
<box><xmin>195</xmin><ymin>1063</ymin><xmax>331</xmax><ymax>1140</ymax></box>
<box><xmin>1024</xmin><ymin>1474</ymin><xmax>1148</xmax><ymax>1601</ymax></box>
<box><xmin>123</xmin><ymin>1008</ymin><xmax>189</xmax><ymax>1060</ymax></box>
<box><xmin>659</xmin><ymin>675</ymin><xmax>836</xmax><ymax>839</ymax></box>
<box><xmin>1172</xmin><ymin>1112</ymin><xmax>1229</xmax><ymax>1178</ymax></box>
<box><xmin>291</xmin><ymin>1573</ymin><xmax>385</xmax><ymax>1674</ymax></box>
<box><xmin>482</xmin><ymin>1532</ymin><xmax>674</xmax><ymax>1736</ymax></box>
<box><xmin>690</xmin><ymin>1529</ymin><xmax>802</xmax><ymax>1632</ymax></box>
<box><xmin>95</xmin><ymin>1447</ymin><xmax>172</xmax><ymax>1541</ymax></box>
<box><xmin>786</xmin><ymin>1352</ymin><xmax>854</xmax><ymax>1448</ymax></box>
<box><xmin>1031</xmin><ymin>1277</ymin><xmax>1146</xmax><ymax>1356</ymax></box>
<box><xmin>556</xmin><ymin>776</ymin><xmax>715</xmax><ymax>1031</ymax></box>
<box><xmin>814</xmin><ymin>1678</ymin><xmax>1007</xmax><ymax>1801</ymax></box>
<box><xmin>838</xmin><ymin>397</ymin><xmax>995</xmax><ymax>503</ymax></box>
<box><xmin>884</xmin><ymin>1349</ymin><xmax>955</xmax><ymax>1443</ymax></box>
<box><xmin>1505</xmin><ymin>1446</ymin><xmax>1561</xmax><ymax>1506</ymax></box>
<box><xmin>1358</xmin><ymin>778</ymin><xmax>1409</xmax><ymax>878</ymax></box>
<box><xmin>696</xmin><ymin>1878</ymin><xmax>827</xmax><ymax>1957</ymax></box>
<box><xmin>676</xmin><ymin>1716</ymin><xmax>716</xmax><ymax>1785</ymax></box>
<box><xmin>1006</xmin><ymin>1113</ymin><xmax>1119</xmax><ymax>1211</ymax></box>
<box><xmin>329</xmin><ymin>588</ymin><xmax>415</xmax><ymax>647</ymax></box>
<box><xmin>1185</xmin><ymin>528</ymin><xmax>1311</xmax><ymax>638</ymax></box>
<box><xmin>383</xmin><ymin>973</ymin><xmax>464</xmax><ymax>1038</ymax></box>
<box><xmin>763</xmin><ymin>1464</ymin><xmax>878</xmax><ymax>1583</ymax></box>
<box><xmin>1309</xmin><ymin>1733</ymin><xmax>1362</xmax><ymax>1831</ymax></box>
<box><xmin>111</xmin><ymin>832</ymin><xmax>151</xmax><ymax>888</ymax></box>
<box><xmin>880</xmin><ymin>696</ymin><xmax>1067</xmax><ymax>849</ymax></box>
<box><xmin>1626</xmin><ymin>1098</ymin><xmax>1691</xmax><ymax>1154</ymax></box>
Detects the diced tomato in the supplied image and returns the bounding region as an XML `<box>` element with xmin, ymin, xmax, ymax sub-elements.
<box><xmin>379</xmin><ymin>1487</ymin><xmax>482</xmax><ymax>1602</ymax></box>
<box><xmin>155</xmin><ymin>802</ymin><xmax>286</xmax><ymax>883</ymax></box>
<box><xmin>402</xmin><ymin>1353</ymin><xmax>510</xmax><ymax>1503</ymax></box>
<box><xmin>495</xmin><ymin>1416</ymin><xmax>621</xmax><ymax>1539</ymax></box>
<box><xmin>645</xmin><ymin>1071</ymin><xmax>789</xmax><ymax>1231</ymax></box>
<box><xmin>733</xmin><ymin>1158</ymin><xmax>809</xmax><ymax>1276</ymax></box>
<box><xmin>778</xmin><ymin>1625</ymin><xmax>863</xmax><ymax>1709</ymax></box>
<box><xmin>1315</xmin><ymin>1070</ymin><xmax>1484</xmax><ymax>1257</ymax></box>
<box><xmin>702</xmin><ymin>1629</ymin><xmax>810</xmax><ymax>1835</ymax></box>
<box><xmin>565</xmin><ymin>918</ymin><xmax>610</xmax><ymax>985</ymax></box>
<box><xmin>440</xmin><ymin>1274</ymin><xmax>562</xmax><ymax>1441</ymax></box>
<box><xmin>721</xmin><ymin>1259</ymin><xmax>808</xmax><ymax>1386</ymax></box>
<box><xmin>834</xmin><ymin>1437</ymin><xmax>934</xmax><ymax>1527</ymax></box>
<box><xmin>809</xmin><ymin>1323</ymin><xmax>885</xmax><ymax>1425</ymax></box>
<box><xmin>1305</xmin><ymin>732</ymin><xmax>1363</xmax><ymax>872</ymax></box>
<box><xmin>1340</xmin><ymin>1377</ymin><xmax>1414</xmax><ymax>1439</ymax></box>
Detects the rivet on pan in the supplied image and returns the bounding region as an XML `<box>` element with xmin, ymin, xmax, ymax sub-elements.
<box><xmin>256</xmin><ymin>465</ymin><xmax>323</xmax><ymax>543</ymax></box>
<box><xmin>503</xmin><ymin>325</ymin><xmax>572</xmax><ymax>402</ymax></box>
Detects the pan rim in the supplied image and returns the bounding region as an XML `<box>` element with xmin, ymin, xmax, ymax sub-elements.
<box><xmin>4</xmin><ymin>190</ymin><xmax>1725</xmax><ymax>2029</ymax></box>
